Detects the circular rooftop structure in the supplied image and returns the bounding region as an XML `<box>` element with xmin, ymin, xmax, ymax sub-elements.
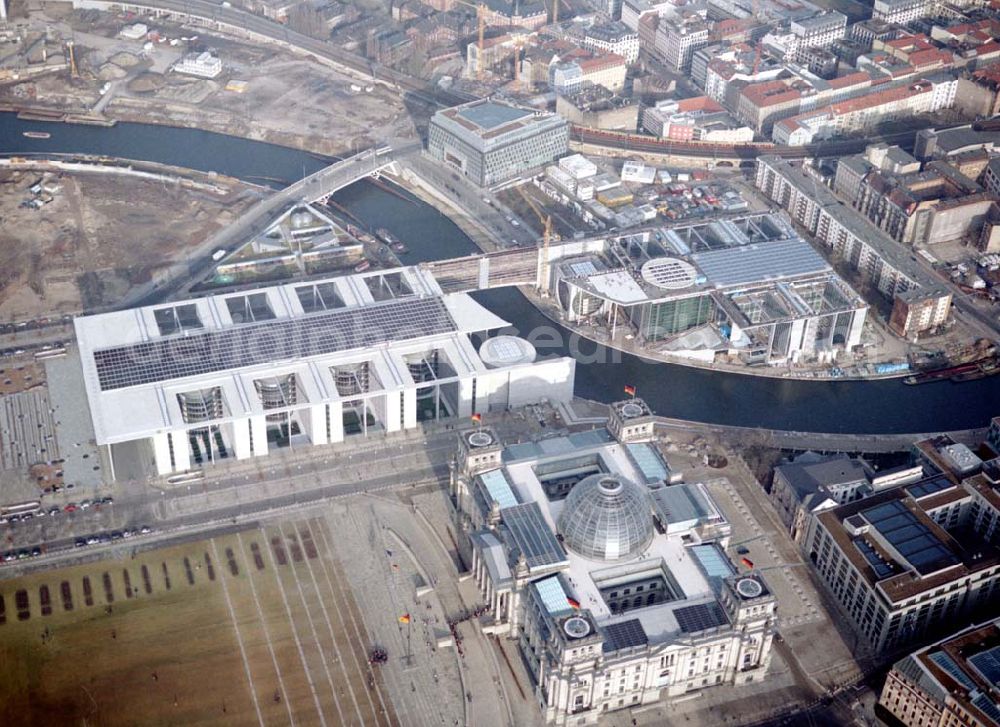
<box><xmin>479</xmin><ymin>336</ymin><xmax>537</xmax><ymax>369</ymax></box>
<box><xmin>467</xmin><ymin>430</ymin><xmax>495</xmax><ymax>448</ymax></box>
<box><xmin>557</xmin><ymin>474</ymin><xmax>654</xmax><ymax>562</ymax></box>
<box><xmin>736</xmin><ymin>578</ymin><xmax>764</xmax><ymax>599</ymax></box>
<box><xmin>563</xmin><ymin>616</ymin><xmax>591</xmax><ymax>639</ymax></box>
<box><xmin>640</xmin><ymin>258</ymin><xmax>698</xmax><ymax>291</ymax></box>
<box><xmin>620</xmin><ymin>402</ymin><xmax>645</xmax><ymax>419</ymax></box>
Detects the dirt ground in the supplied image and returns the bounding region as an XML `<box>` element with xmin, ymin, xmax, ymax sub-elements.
<box><xmin>0</xmin><ymin>517</ymin><xmax>397</xmax><ymax>727</ymax></box>
<box><xmin>1</xmin><ymin>5</ymin><xmax>417</xmax><ymax>157</ymax></box>
<box><xmin>0</xmin><ymin>166</ymin><xmax>257</xmax><ymax>318</ymax></box>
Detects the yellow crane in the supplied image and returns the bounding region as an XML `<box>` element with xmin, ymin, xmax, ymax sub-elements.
<box><xmin>516</xmin><ymin>186</ymin><xmax>554</xmax><ymax>296</ymax></box>
<box><xmin>66</xmin><ymin>41</ymin><xmax>78</xmax><ymax>79</ymax></box>
<box><xmin>454</xmin><ymin>0</ymin><xmax>488</xmax><ymax>81</ymax></box>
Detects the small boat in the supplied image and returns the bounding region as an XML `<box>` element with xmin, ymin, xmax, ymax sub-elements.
<box><xmin>376</xmin><ymin>228</ymin><xmax>409</xmax><ymax>254</ymax></box>
<box><xmin>354</xmin><ymin>259</ymin><xmax>371</xmax><ymax>273</ymax></box>
<box><xmin>22</xmin><ymin>131</ymin><xmax>51</xmax><ymax>139</ymax></box>
<box><xmin>390</xmin><ymin>241</ymin><xmax>409</xmax><ymax>254</ymax></box>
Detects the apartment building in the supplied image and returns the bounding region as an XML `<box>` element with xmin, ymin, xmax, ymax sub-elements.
<box><xmin>772</xmin><ymin>77</ymin><xmax>957</xmax><ymax>147</ymax></box>
<box><xmin>755</xmin><ymin>156</ymin><xmax>942</xmax><ymax>304</ymax></box>
<box><xmin>879</xmin><ymin>618</ymin><xmax>1000</xmax><ymax>727</ymax></box>
<box><xmin>805</xmin><ymin>465</ymin><xmax>1000</xmax><ymax>652</ymax></box>
<box><xmin>873</xmin><ymin>0</ymin><xmax>934</xmax><ymax>25</ymax></box>
<box><xmin>551</xmin><ymin>53</ymin><xmax>628</xmax><ymax>94</ymax></box>
<box><xmin>889</xmin><ymin>288</ymin><xmax>954</xmax><ymax>337</ymax></box>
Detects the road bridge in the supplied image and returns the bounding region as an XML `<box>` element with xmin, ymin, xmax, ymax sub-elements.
<box><xmin>167</xmin><ymin>147</ymin><xmax>396</xmax><ymax>298</ymax></box>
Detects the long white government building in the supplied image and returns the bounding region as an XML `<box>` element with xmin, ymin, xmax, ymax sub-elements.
<box><xmin>75</xmin><ymin>266</ymin><xmax>576</xmax><ymax>477</ymax></box>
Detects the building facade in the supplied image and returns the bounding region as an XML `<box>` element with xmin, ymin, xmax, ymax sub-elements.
<box><xmin>804</xmin><ymin>456</ymin><xmax>1000</xmax><ymax>653</ymax></box>
<box><xmin>428</xmin><ymin>99</ymin><xmax>569</xmax><ymax>187</ymax></box>
<box><xmin>879</xmin><ymin>617</ymin><xmax>1000</xmax><ymax>727</ymax></box>
<box><xmin>74</xmin><ymin>267</ymin><xmax>577</xmax><ymax>477</ymax></box>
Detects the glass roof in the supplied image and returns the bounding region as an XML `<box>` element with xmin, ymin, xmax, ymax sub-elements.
<box><xmin>534</xmin><ymin>575</ymin><xmax>574</xmax><ymax>617</ymax></box>
<box><xmin>556</xmin><ymin>474</ymin><xmax>654</xmax><ymax>562</ymax></box>
<box><xmin>479</xmin><ymin>469</ymin><xmax>518</xmax><ymax>510</ymax></box>
<box><xmin>626</xmin><ymin>442</ymin><xmax>669</xmax><ymax>484</ymax></box>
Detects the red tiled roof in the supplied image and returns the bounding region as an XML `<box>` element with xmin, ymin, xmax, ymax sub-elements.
<box><xmin>828</xmin><ymin>71</ymin><xmax>871</xmax><ymax>90</ymax></box>
<box><xmin>740</xmin><ymin>80</ymin><xmax>802</xmax><ymax>108</ymax></box>
<box><xmin>828</xmin><ymin>81</ymin><xmax>931</xmax><ymax>115</ymax></box>
<box><xmin>677</xmin><ymin>95</ymin><xmax>723</xmax><ymax>113</ymax></box>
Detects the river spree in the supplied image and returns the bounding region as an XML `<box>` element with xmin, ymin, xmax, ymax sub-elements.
<box><xmin>3</xmin><ymin>112</ymin><xmax>997</xmax><ymax>433</ymax></box>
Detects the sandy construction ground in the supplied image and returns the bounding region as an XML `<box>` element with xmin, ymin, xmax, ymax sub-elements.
<box><xmin>0</xmin><ymin>166</ymin><xmax>257</xmax><ymax>319</ymax></box>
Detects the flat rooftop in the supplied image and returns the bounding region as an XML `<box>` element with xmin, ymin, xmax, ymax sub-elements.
<box><xmin>74</xmin><ymin>266</ymin><xmax>513</xmax><ymax>444</ymax></box>
<box><xmin>456</xmin><ymin>101</ymin><xmax>533</xmax><ymax>131</ymax></box>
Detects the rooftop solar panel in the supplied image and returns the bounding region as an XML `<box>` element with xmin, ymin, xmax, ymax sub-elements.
<box><xmin>674</xmin><ymin>602</ymin><xmax>728</xmax><ymax>634</ymax></box>
<box><xmin>971</xmin><ymin>694</ymin><xmax>1000</xmax><ymax>724</ymax></box>
<box><xmin>854</xmin><ymin>539</ymin><xmax>894</xmax><ymax>579</ymax></box>
<box><xmin>969</xmin><ymin>645</ymin><xmax>1000</xmax><ymax>688</ymax></box>
<box><xmin>93</xmin><ymin>297</ymin><xmax>456</xmax><ymax>391</ymax></box>
<box><xmin>603</xmin><ymin>619</ymin><xmax>648</xmax><ymax>653</ymax></box>
<box><xmin>929</xmin><ymin>652</ymin><xmax>976</xmax><ymax>690</ymax></box>
<box><xmin>861</xmin><ymin>499</ymin><xmax>958</xmax><ymax>575</ymax></box>
<box><xmin>906</xmin><ymin>476</ymin><xmax>954</xmax><ymax>500</ymax></box>
<box><xmin>502</xmin><ymin>502</ymin><xmax>567</xmax><ymax>570</ymax></box>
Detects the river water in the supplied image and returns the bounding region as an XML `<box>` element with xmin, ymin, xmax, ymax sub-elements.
<box><xmin>3</xmin><ymin>113</ymin><xmax>997</xmax><ymax>433</ymax></box>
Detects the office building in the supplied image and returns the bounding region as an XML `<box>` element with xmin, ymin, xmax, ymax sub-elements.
<box><xmin>771</xmin><ymin>455</ymin><xmax>873</xmax><ymax>546</ymax></box>
<box><xmin>556</xmin><ymin>86</ymin><xmax>638</xmax><ymax>131</ymax></box>
<box><xmin>873</xmin><ymin>0</ymin><xmax>933</xmax><ymax>25</ymax></box>
<box><xmin>451</xmin><ymin>400</ymin><xmax>776</xmax><ymax>724</ymax></box>
<box><xmin>791</xmin><ymin>11</ymin><xmax>847</xmax><ymax>53</ymax></box>
<box><xmin>642</xmin><ymin>97</ymin><xmax>753</xmax><ymax>143</ymax></box>
<box><xmin>428</xmin><ymin>99</ymin><xmax>569</xmax><ymax>187</ymax></box>
<box><xmin>582</xmin><ymin>21</ymin><xmax>641</xmax><ymax>64</ymax></box>
<box><xmin>655</xmin><ymin>17</ymin><xmax>710</xmax><ymax>72</ymax></box>
<box><xmin>549</xmin><ymin>214</ymin><xmax>868</xmax><ymax>366</ymax></box>
<box><xmin>74</xmin><ymin>266</ymin><xmax>576</xmax><ymax>477</ymax></box>
<box><xmin>879</xmin><ymin>617</ymin><xmax>1000</xmax><ymax>727</ymax></box>
<box><xmin>173</xmin><ymin>51</ymin><xmax>223</xmax><ymax>79</ymax></box>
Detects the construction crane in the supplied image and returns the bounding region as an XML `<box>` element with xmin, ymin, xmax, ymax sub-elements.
<box><xmin>66</xmin><ymin>41</ymin><xmax>78</xmax><ymax>79</ymax></box>
<box><xmin>455</xmin><ymin>0</ymin><xmax>488</xmax><ymax>81</ymax></box>
<box><xmin>516</xmin><ymin>186</ymin><xmax>554</xmax><ymax>296</ymax></box>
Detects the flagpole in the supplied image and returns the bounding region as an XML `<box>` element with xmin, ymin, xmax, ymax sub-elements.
<box><xmin>406</xmin><ymin>618</ymin><xmax>412</xmax><ymax>666</ymax></box>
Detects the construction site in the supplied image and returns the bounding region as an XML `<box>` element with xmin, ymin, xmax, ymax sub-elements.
<box><xmin>0</xmin><ymin>3</ymin><xmax>417</xmax><ymax>156</ymax></box>
<box><xmin>0</xmin><ymin>158</ymin><xmax>259</xmax><ymax>318</ymax></box>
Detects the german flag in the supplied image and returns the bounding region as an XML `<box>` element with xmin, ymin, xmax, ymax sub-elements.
<box><xmin>471</xmin><ymin>412</ymin><xmax>482</xmax><ymax>423</ymax></box>
<box><xmin>567</xmin><ymin>597</ymin><xmax>581</xmax><ymax>610</ymax></box>
<box><xmin>398</xmin><ymin>613</ymin><xmax>411</xmax><ymax>624</ymax></box>
<box><xmin>624</xmin><ymin>385</ymin><xmax>636</xmax><ymax>397</ymax></box>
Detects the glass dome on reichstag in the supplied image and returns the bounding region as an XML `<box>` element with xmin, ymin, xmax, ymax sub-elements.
<box><xmin>556</xmin><ymin>474</ymin><xmax>654</xmax><ymax>562</ymax></box>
